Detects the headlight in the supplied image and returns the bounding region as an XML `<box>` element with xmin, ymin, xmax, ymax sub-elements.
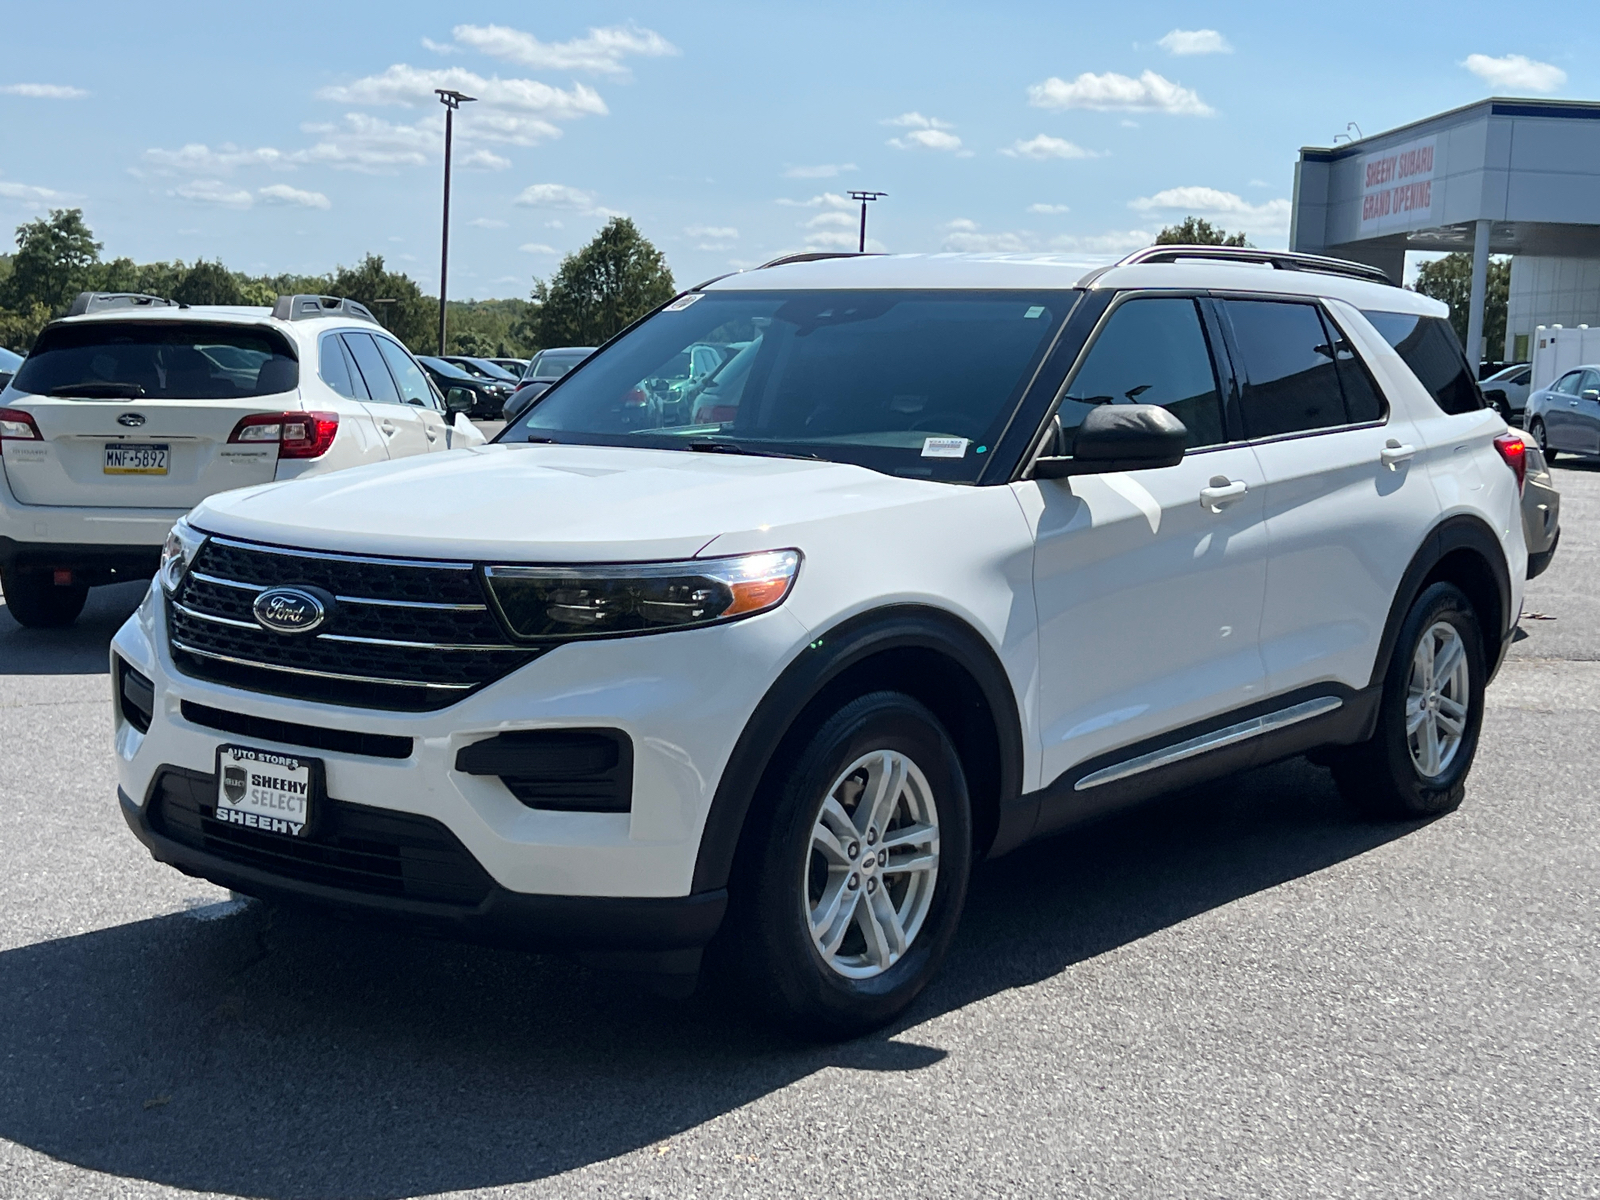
<box><xmin>484</xmin><ymin>549</ymin><xmax>801</xmax><ymax>641</ymax></box>
<box><xmin>159</xmin><ymin>518</ymin><xmax>207</xmax><ymax>594</ymax></box>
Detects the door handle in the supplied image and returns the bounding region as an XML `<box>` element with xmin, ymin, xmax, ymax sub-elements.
<box><xmin>1199</xmin><ymin>477</ymin><xmax>1248</xmax><ymax>511</ymax></box>
<box><xmin>380</xmin><ymin>420</ymin><xmax>396</xmax><ymax>435</ymax></box>
<box><xmin>1380</xmin><ymin>438</ymin><xmax>1416</xmax><ymax>470</ymax></box>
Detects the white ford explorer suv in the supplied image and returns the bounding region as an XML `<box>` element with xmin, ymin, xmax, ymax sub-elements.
<box><xmin>111</xmin><ymin>248</ymin><xmax>1529</xmax><ymax>1037</ymax></box>
<box><xmin>0</xmin><ymin>292</ymin><xmax>482</xmax><ymax>628</ymax></box>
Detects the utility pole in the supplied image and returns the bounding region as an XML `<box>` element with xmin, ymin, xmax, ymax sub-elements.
<box><xmin>435</xmin><ymin>88</ymin><xmax>476</xmax><ymax>354</ymax></box>
<box><xmin>848</xmin><ymin>191</ymin><xmax>887</xmax><ymax>253</ymax></box>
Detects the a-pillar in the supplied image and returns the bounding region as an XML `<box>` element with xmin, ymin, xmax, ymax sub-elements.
<box><xmin>1464</xmin><ymin>219</ymin><xmax>1492</xmax><ymax>368</ymax></box>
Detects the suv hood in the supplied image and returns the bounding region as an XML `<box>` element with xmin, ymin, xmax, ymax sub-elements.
<box><xmin>191</xmin><ymin>442</ymin><xmax>950</xmax><ymax>562</ymax></box>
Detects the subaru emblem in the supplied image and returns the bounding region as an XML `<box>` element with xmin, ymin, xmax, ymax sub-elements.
<box><xmin>252</xmin><ymin>587</ymin><xmax>327</xmax><ymax>635</ymax></box>
<box><xmin>117</xmin><ymin>412</ymin><xmax>146</xmax><ymax>428</ymax></box>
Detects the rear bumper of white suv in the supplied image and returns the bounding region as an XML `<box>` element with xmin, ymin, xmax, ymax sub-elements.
<box><xmin>0</xmin><ymin>464</ymin><xmax>184</xmax><ymax>579</ymax></box>
<box><xmin>111</xmin><ymin>582</ymin><xmax>810</xmax><ymax>962</ymax></box>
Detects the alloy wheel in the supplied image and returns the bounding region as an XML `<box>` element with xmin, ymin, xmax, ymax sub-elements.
<box><xmin>804</xmin><ymin>750</ymin><xmax>940</xmax><ymax>979</ymax></box>
<box><xmin>1406</xmin><ymin>621</ymin><xmax>1471</xmax><ymax>779</ymax></box>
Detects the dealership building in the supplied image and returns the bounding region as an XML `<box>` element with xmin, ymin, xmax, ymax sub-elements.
<box><xmin>1291</xmin><ymin>97</ymin><xmax>1600</xmax><ymax>364</ymax></box>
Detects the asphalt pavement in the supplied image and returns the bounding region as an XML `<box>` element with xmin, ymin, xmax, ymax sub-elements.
<box><xmin>1</xmin><ymin>465</ymin><xmax>1596</xmax><ymax>1199</ymax></box>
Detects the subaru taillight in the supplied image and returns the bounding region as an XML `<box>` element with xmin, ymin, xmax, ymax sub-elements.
<box><xmin>1492</xmin><ymin>432</ymin><xmax>1527</xmax><ymax>493</ymax></box>
<box><xmin>0</xmin><ymin>407</ymin><xmax>43</xmax><ymax>441</ymax></box>
<box><xmin>228</xmin><ymin>411</ymin><xmax>339</xmax><ymax>459</ymax></box>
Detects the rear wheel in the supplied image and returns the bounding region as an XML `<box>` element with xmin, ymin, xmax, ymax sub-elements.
<box><xmin>1530</xmin><ymin>418</ymin><xmax>1558</xmax><ymax>462</ymax></box>
<box><xmin>0</xmin><ymin>565</ymin><xmax>89</xmax><ymax>628</ymax></box>
<box><xmin>729</xmin><ymin>692</ymin><xmax>971</xmax><ymax>1039</ymax></box>
<box><xmin>1332</xmin><ymin>582</ymin><xmax>1486</xmax><ymax>819</ymax></box>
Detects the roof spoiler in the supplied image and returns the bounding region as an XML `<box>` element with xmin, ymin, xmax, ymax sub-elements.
<box><xmin>271</xmin><ymin>295</ymin><xmax>380</xmax><ymax>324</ymax></box>
<box><xmin>1109</xmin><ymin>245</ymin><xmax>1395</xmax><ymax>286</ymax></box>
<box><xmin>66</xmin><ymin>292</ymin><xmax>178</xmax><ymax>316</ymax></box>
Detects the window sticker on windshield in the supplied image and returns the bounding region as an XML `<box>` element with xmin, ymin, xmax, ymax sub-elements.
<box><xmin>664</xmin><ymin>294</ymin><xmax>704</xmax><ymax>312</ymax></box>
<box><xmin>1024</xmin><ymin>306</ymin><xmax>1046</xmax><ymax>319</ymax></box>
<box><xmin>921</xmin><ymin>437</ymin><xmax>969</xmax><ymax>459</ymax></box>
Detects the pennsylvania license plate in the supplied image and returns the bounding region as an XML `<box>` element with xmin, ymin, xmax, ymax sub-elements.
<box><xmin>214</xmin><ymin>745</ymin><xmax>318</xmax><ymax>837</ymax></box>
<box><xmin>104</xmin><ymin>442</ymin><xmax>169</xmax><ymax>474</ymax></box>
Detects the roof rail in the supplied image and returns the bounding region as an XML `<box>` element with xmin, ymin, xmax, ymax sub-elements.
<box><xmin>756</xmin><ymin>251</ymin><xmax>882</xmax><ymax>270</ymax></box>
<box><xmin>271</xmin><ymin>294</ymin><xmax>379</xmax><ymax>324</ymax></box>
<box><xmin>66</xmin><ymin>292</ymin><xmax>177</xmax><ymax>317</ymax></box>
<box><xmin>1111</xmin><ymin>244</ymin><xmax>1395</xmax><ymax>286</ymax></box>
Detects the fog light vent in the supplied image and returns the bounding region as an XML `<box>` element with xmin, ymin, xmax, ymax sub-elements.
<box><xmin>117</xmin><ymin>658</ymin><xmax>154</xmax><ymax>734</ymax></box>
<box><xmin>454</xmin><ymin>729</ymin><xmax>633</xmax><ymax>812</ymax></box>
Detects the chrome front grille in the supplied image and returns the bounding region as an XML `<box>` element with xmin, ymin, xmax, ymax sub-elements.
<box><xmin>167</xmin><ymin>536</ymin><xmax>543</xmax><ymax>711</ymax></box>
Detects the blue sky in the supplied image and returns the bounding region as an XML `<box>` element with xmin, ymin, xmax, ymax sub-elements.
<box><xmin>1</xmin><ymin>1</ymin><xmax>1592</xmax><ymax>299</ymax></box>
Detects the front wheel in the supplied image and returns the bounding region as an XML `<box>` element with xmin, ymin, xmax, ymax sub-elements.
<box><xmin>729</xmin><ymin>692</ymin><xmax>972</xmax><ymax>1039</ymax></box>
<box><xmin>1332</xmin><ymin>582</ymin><xmax>1486</xmax><ymax>819</ymax></box>
<box><xmin>1</xmin><ymin>565</ymin><xmax>89</xmax><ymax>628</ymax></box>
<box><xmin>1530</xmin><ymin>418</ymin><xmax>1558</xmax><ymax>462</ymax></box>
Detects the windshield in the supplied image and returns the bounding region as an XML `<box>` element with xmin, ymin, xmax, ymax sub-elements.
<box><xmin>420</xmin><ymin>357</ymin><xmax>476</xmax><ymax>382</ymax></box>
<box><xmin>12</xmin><ymin>321</ymin><xmax>298</xmax><ymax>400</ymax></box>
<box><xmin>503</xmin><ymin>290</ymin><xmax>1070</xmax><ymax>482</ymax></box>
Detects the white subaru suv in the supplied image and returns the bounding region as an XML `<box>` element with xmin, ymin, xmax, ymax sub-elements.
<box><xmin>0</xmin><ymin>292</ymin><xmax>481</xmax><ymax>628</ymax></box>
<box><xmin>111</xmin><ymin>248</ymin><xmax>1528</xmax><ymax>1036</ymax></box>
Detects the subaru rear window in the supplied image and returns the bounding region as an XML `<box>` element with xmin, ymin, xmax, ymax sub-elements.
<box><xmin>12</xmin><ymin>321</ymin><xmax>298</xmax><ymax>401</ymax></box>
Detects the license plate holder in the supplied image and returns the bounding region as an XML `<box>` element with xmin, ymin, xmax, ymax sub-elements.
<box><xmin>104</xmin><ymin>442</ymin><xmax>170</xmax><ymax>474</ymax></box>
<box><xmin>213</xmin><ymin>745</ymin><xmax>321</xmax><ymax>838</ymax></box>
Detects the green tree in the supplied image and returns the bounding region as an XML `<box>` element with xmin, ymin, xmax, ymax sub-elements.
<box><xmin>172</xmin><ymin>259</ymin><xmax>245</xmax><ymax>306</ymax></box>
<box><xmin>329</xmin><ymin>254</ymin><xmax>433</xmax><ymax>352</ymax></box>
<box><xmin>2</xmin><ymin>208</ymin><xmax>102</xmax><ymax>315</ymax></box>
<box><xmin>531</xmin><ymin>217</ymin><xmax>675</xmax><ymax>348</ymax></box>
<box><xmin>1154</xmin><ymin>217</ymin><xmax>1250</xmax><ymax>247</ymax></box>
<box><xmin>1412</xmin><ymin>253</ymin><xmax>1510</xmax><ymax>360</ymax></box>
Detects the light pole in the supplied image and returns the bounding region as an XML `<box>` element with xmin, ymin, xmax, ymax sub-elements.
<box><xmin>435</xmin><ymin>88</ymin><xmax>476</xmax><ymax>354</ymax></box>
<box><xmin>848</xmin><ymin>191</ymin><xmax>887</xmax><ymax>253</ymax></box>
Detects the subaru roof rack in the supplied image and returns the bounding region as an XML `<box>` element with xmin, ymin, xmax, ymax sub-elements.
<box><xmin>1107</xmin><ymin>244</ymin><xmax>1395</xmax><ymax>286</ymax></box>
<box><xmin>66</xmin><ymin>292</ymin><xmax>177</xmax><ymax>317</ymax></box>
<box><xmin>271</xmin><ymin>294</ymin><xmax>379</xmax><ymax>324</ymax></box>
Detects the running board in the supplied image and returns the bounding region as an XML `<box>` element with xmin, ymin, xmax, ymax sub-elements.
<box><xmin>1074</xmin><ymin>696</ymin><xmax>1345</xmax><ymax>792</ymax></box>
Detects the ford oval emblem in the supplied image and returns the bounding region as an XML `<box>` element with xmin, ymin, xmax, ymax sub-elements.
<box><xmin>117</xmin><ymin>412</ymin><xmax>146</xmax><ymax>428</ymax></box>
<box><xmin>253</xmin><ymin>587</ymin><xmax>326</xmax><ymax>635</ymax></box>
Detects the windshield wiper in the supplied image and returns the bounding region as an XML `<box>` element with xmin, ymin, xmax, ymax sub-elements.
<box><xmin>49</xmin><ymin>382</ymin><xmax>147</xmax><ymax>399</ymax></box>
<box><xmin>684</xmin><ymin>439</ymin><xmax>817</xmax><ymax>461</ymax></box>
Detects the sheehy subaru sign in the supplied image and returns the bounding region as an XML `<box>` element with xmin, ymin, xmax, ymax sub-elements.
<box><xmin>1359</xmin><ymin>136</ymin><xmax>1435</xmax><ymax>233</ymax></box>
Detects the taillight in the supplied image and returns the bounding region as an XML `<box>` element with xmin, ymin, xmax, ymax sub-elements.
<box><xmin>1492</xmin><ymin>432</ymin><xmax>1527</xmax><ymax>493</ymax></box>
<box><xmin>0</xmin><ymin>407</ymin><xmax>43</xmax><ymax>441</ymax></box>
<box><xmin>228</xmin><ymin>411</ymin><xmax>339</xmax><ymax>459</ymax></box>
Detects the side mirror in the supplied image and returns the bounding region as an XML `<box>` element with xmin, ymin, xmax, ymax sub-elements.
<box><xmin>1583</xmin><ymin>389</ymin><xmax>1600</xmax><ymax>401</ymax></box>
<box><xmin>444</xmin><ymin>387</ymin><xmax>475</xmax><ymax>416</ymax></box>
<box><xmin>1032</xmin><ymin>404</ymin><xmax>1188</xmax><ymax>479</ymax></box>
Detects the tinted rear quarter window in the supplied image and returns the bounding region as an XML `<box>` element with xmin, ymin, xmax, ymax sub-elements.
<box><xmin>1222</xmin><ymin>300</ymin><xmax>1347</xmax><ymax>437</ymax></box>
<box><xmin>1360</xmin><ymin>311</ymin><xmax>1482</xmax><ymax>415</ymax></box>
<box><xmin>343</xmin><ymin>332</ymin><xmax>402</xmax><ymax>404</ymax></box>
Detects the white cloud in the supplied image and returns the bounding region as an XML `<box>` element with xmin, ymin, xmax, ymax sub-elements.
<box><xmin>460</xmin><ymin>149</ymin><xmax>511</xmax><ymax>170</ymax></box>
<box><xmin>883</xmin><ymin>111</ymin><xmax>963</xmax><ymax>152</ymax></box>
<box><xmin>686</xmin><ymin>224</ymin><xmax>738</xmax><ymax>240</ymax></box>
<box><xmin>1001</xmin><ymin>134</ymin><xmax>1097</xmax><ymax>160</ymax></box>
<box><xmin>519</xmin><ymin>242</ymin><xmax>558</xmax><ymax>254</ymax></box>
<box><xmin>0</xmin><ymin>83</ymin><xmax>89</xmax><ymax>99</ymax></box>
<box><xmin>1028</xmin><ymin>203</ymin><xmax>1071</xmax><ymax>214</ymax></box>
<box><xmin>293</xmin><ymin>113</ymin><xmax>434</xmax><ymax>173</ymax></box>
<box><xmin>174</xmin><ymin>179</ymin><xmax>255</xmax><ymax>208</ymax></box>
<box><xmin>777</xmin><ymin>192</ymin><xmax>854</xmax><ymax>210</ymax></box>
<box><xmin>545</xmin><ymin>219</ymin><xmax>564</xmax><ymax>228</ymax></box>
<box><xmin>942</xmin><ymin>219</ymin><xmax>1031</xmax><ymax>253</ymax></box>
<box><xmin>1028</xmin><ymin>70</ymin><xmax>1213</xmax><ymax>116</ymax></box>
<box><xmin>1248</xmin><ymin>179</ymin><xmax>1272</xmax><ymax>188</ymax></box>
<box><xmin>784</xmin><ymin>163</ymin><xmax>856</xmax><ymax>179</ymax></box>
<box><xmin>469</xmin><ymin>217</ymin><xmax>508</xmax><ymax>228</ymax></box>
<box><xmin>1129</xmin><ymin>185</ymin><xmax>1291</xmax><ymax>235</ymax></box>
<box><xmin>515</xmin><ymin>183</ymin><xmax>597</xmax><ymax>209</ymax></box>
<box><xmin>258</xmin><ymin>184</ymin><xmax>330</xmax><ymax>209</ymax></box>
<box><xmin>806</xmin><ymin>212</ymin><xmax>856</xmax><ymax>229</ymax></box>
<box><xmin>421</xmin><ymin>37</ymin><xmax>457</xmax><ymax>54</ymax></box>
<box><xmin>0</xmin><ymin>177</ymin><xmax>68</xmax><ymax>203</ymax></box>
<box><xmin>1462</xmin><ymin>53</ymin><xmax>1566</xmax><ymax>93</ymax></box>
<box><xmin>449</xmin><ymin>23</ymin><xmax>677</xmax><ymax>77</ymax></box>
<box><xmin>144</xmin><ymin>143</ymin><xmax>289</xmax><ymax>173</ymax></box>
<box><xmin>1051</xmin><ymin>229</ymin><xmax>1154</xmax><ymax>254</ymax></box>
<box><xmin>1158</xmin><ymin>29</ymin><xmax>1232</xmax><ymax>55</ymax></box>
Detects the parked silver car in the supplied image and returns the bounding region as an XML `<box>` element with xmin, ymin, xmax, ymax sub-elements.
<box><xmin>1520</xmin><ymin>438</ymin><xmax>1560</xmax><ymax>579</ymax></box>
<box><xmin>1524</xmin><ymin>364</ymin><xmax>1600</xmax><ymax>461</ymax></box>
<box><xmin>1481</xmin><ymin>363</ymin><xmax>1531</xmax><ymax>423</ymax></box>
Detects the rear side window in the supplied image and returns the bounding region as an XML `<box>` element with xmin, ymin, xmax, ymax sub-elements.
<box><xmin>1221</xmin><ymin>300</ymin><xmax>1351</xmax><ymax>437</ymax></box>
<box><xmin>342</xmin><ymin>333</ymin><xmax>402</xmax><ymax>404</ymax></box>
<box><xmin>1360</xmin><ymin>310</ymin><xmax>1482</xmax><ymax>415</ymax></box>
<box><xmin>1324</xmin><ymin>313</ymin><xmax>1386</xmax><ymax>424</ymax></box>
<box><xmin>1061</xmin><ymin>297</ymin><xmax>1226</xmax><ymax>448</ymax></box>
<box><xmin>13</xmin><ymin>321</ymin><xmax>298</xmax><ymax>400</ymax></box>
<box><xmin>318</xmin><ymin>332</ymin><xmax>364</xmax><ymax>399</ymax></box>
<box><xmin>375</xmin><ymin>337</ymin><xmax>436</xmax><ymax>407</ymax></box>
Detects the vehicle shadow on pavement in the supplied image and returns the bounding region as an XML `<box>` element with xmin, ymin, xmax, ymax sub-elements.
<box><xmin>0</xmin><ymin>756</ymin><xmax>1421</xmax><ymax>1199</ymax></box>
<box><xmin>0</xmin><ymin>579</ymin><xmax>146</xmax><ymax>675</ymax></box>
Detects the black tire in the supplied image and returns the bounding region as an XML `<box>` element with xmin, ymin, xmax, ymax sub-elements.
<box><xmin>1332</xmin><ymin>582</ymin><xmax>1486</xmax><ymax>820</ymax></box>
<box><xmin>1485</xmin><ymin>391</ymin><xmax>1511</xmax><ymax>423</ymax></box>
<box><xmin>727</xmin><ymin>691</ymin><xmax>972</xmax><ymax>1039</ymax></box>
<box><xmin>0</xmin><ymin>565</ymin><xmax>89</xmax><ymax>628</ymax></box>
<box><xmin>1530</xmin><ymin>418</ymin><xmax>1558</xmax><ymax>462</ymax></box>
